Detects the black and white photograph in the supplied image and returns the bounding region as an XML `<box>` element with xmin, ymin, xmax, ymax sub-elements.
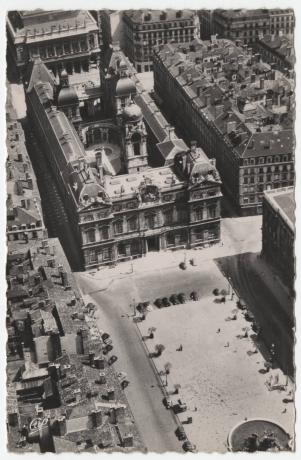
<box><xmin>2</xmin><ymin>1</ymin><xmax>299</xmax><ymax>455</ymax></box>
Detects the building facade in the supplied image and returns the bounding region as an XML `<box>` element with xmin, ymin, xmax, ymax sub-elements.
<box><xmin>253</xmin><ymin>34</ymin><xmax>295</xmax><ymax>75</ymax></box>
<box><xmin>262</xmin><ymin>187</ymin><xmax>294</xmax><ymax>291</ymax></box>
<box><xmin>153</xmin><ymin>37</ymin><xmax>295</xmax><ymax>215</ymax></box>
<box><xmin>25</xmin><ymin>56</ymin><xmax>222</xmax><ymax>271</ymax></box>
<box><xmin>122</xmin><ymin>10</ymin><xmax>199</xmax><ymax>72</ymax></box>
<box><xmin>7</xmin><ymin>10</ymin><xmax>100</xmax><ymax>80</ymax></box>
<box><xmin>6</xmin><ymin>86</ymin><xmax>46</xmax><ymax>244</ymax></box>
<box><xmin>199</xmin><ymin>8</ymin><xmax>295</xmax><ymax>45</ymax></box>
<box><xmin>80</xmin><ymin>147</ymin><xmax>222</xmax><ymax>269</ymax></box>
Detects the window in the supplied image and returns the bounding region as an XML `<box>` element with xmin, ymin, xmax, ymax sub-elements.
<box><xmin>132</xmin><ymin>133</ymin><xmax>141</xmax><ymax>156</ymax></box>
<box><xmin>114</xmin><ymin>220</ymin><xmax>123</xmax><ymax>234</ymax></box>
<box><xmin>194</xmin><ymin>207</ymin><xmax>203</xmax><ymax>221</ymax></box>
<box><xmin>166</xmin><ymin>233</ymin><xmax>175</xmax><ymax>246</ymax></box>
<box><xmin>194</xmin><ymin>229</ymin><xmax>203</xmax><ymax>241</ymax></box>
<box><xmin>145</xmin><ymin>213</ymin><xmax>156</xmax><ymax>229</ymax></box>
<box><xmin>101</xmin><ymin>247</ymin><xmax>111</xmax><ymax>261</ymax></box>
<box><xmin>86</xmin><ymin>249</ymin><xmax>97</xmax><ymax>264</ymax></box>
<box><xmin>178</xmin><ymin>230</ymin><xmax>187</xmax><ymax>243</ymax></box>
<box><xmin>208</xmin><ymin>206</ymin><xmax>217</xmax><ymax>219</ymax></box>
<box><xmin>164</xmin><ymin>209</ymin><xmax>173</xmax><ymax>225</ymax></box>
<box><xmin>118</xmin><ymin>242</ymin><xmax>127</xmax><ymax>257</ymax></box>
<box><xmin>102</xmin><ymin>227</ymin><xmax>109</xmax><ymax>240</ymax></box>
<box><xmin>131</xmin><ymin>240</ymin><xmax>140</xmax><ymax>255</ymax></box>
<box><xmin>86</xmin><ymin>229</ymin><xmax>96</xmax><ymax>243</ymax></box>
<box><xmin>127</xmin><ymin>217</ymin><xmax>137</xmax><ymax>232</ymax></box>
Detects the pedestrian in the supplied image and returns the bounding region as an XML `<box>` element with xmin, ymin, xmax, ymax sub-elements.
<box><xmin>216</xmin><ymin>328</ymin><xmax>221</xmax><ymax>333</ymax></box>
<box><xmin>224</xmin><ymin>342</ymin><xmax>229</xmax><ymax>348</ymax></box>
<box><xmin>194</xmin><ymin>406</ymin><xmax>197</xmax><ymax>412</ymax></box>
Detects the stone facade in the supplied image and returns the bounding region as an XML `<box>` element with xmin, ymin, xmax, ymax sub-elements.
<box><xmin>7</xmin><ymin>10</ymin><xmax>100</xmax><ymax>80</ymax></box>
<box><xmin>262</xmin><ymin>187</ymin><xmax>294</xmax><ymax>291</ymax></box>
<box><xmin>153</xmin><ymin>37</ymin><xmax>295</xmax><ymax>215</ymax></box>
<box><xmin>201</xmin><ymin>9</ymin><xmax>295</xmax><ymax>45</ymax></box>
<box><xmin>25</xmin><ymin>56</ymin><xmax>222</xmax><ymax>271</ymax></box>
<box><xmin>122</xmin><ymin>10</ymin><xmax>199</xmax><ymax>72</ymax></box>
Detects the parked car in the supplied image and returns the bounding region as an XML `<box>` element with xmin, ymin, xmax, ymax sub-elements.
<box><xmin>244</xmin><ymin>311</ymin><xmax>255</xmax><ymax>322</ymax></box>
<box><xmin>176</xmin><ymin>426</ymin><xmax>187</xmax><ymax>440</ymax></box>
<box><xmin>169</xmin><ymin>294</ymin><xmax>180</xmax><ymax>305</ymax></box>
<box><xmin>237</xmin><ymin>298</ymin><xmax>247</xmax><ymax>311</ymax></box>
<box><xmin>108</xmin><ymin>355</ymin><xmax>117</xmax><ymax>365</ymax></box>
<box><xmin>183</xmin><ymin>441</ymin><xmax>197</xmax><ymax>452</ymax></box>
<box><xmin>177</xmin><ymin>293</ymin><xmax>186</xmax><ymax>304</ymax></box>
<box><xmin>154</xmin><ymin>298</ymin><xmax>164</xmax><ymax>309</ymax></box>
<box><xmin>190</xmin><ymin>291</ymin><xmax>199</xmax><ymax>301</ymax></box>
<box><xmin>162</xmin><ymin>297</ymin><xmax>171</xmax><ymax>307</ymax></box>
<box><xmin>103</xmin><ymin>344</ymin><xmax>113</xmax><ymax>355</ymax></box>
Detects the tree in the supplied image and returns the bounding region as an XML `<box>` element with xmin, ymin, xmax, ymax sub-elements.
<box><xmin>213</xmin><ymin>288</ymin><xmax>219</xmax><ymax>296</ymax></box>
<box><xmin>155</xmin><ymin>344</ymin><xmax>165</xmax><ymax>357</ymax></box>
<box><xmin>220</xmin><ymin>289</ymin><xmax>228</xmax><ymax>296</ymax></box>
<box><xmin>148</xmin><ymin>327</ymin><xmax>156</xmax><ymax>339</ymax></box>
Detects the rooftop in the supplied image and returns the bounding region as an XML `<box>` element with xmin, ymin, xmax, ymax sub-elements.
<box><xmin>264</xmin><ymin>186</ymin><xmax>295</xmax><ymax>231</ymax></box>
<box><xmin>123</xmin><ymin>9</ymin><xmax>196</xmax><ymax>24</ymax></box>
<box><xmin>8</xmin><ymin>10</ymin><xmax>98</xmax><ymax>43</ymax></box>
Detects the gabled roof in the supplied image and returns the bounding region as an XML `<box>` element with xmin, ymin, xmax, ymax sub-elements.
<box><xmin>156</xmin><ymin>138</ymin><xmax>189</xmax><ymax>165</ymax></box>
<box><xmin>25</xmin><ymin>58</ymin><xmax>56</xmax><ymax>93</ymax></box>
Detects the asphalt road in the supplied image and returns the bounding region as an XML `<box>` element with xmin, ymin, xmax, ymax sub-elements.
<box><xmin>76</xmin><ymin>274</ymin><xmax>184</xmax><ymax>453</ymax></box>
<box><xmin>215</xmin><ymin>252</ymin><xmax>294</xmax><ymax>377</ymax></box>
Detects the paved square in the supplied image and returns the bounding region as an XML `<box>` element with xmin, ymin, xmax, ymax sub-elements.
<box><xmin>138</xmin><ymin>297</ymin><xmax>295</xmax><ymax>452</ymax></box>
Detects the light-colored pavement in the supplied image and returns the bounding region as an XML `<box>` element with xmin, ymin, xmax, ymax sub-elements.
<box><xmin>138</xmin><ymin>297</ymin><xmax>295</xmax><ymax>452</ymax></box>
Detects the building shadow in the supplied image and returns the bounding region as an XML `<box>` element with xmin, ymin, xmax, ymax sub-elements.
<box><xmin>214</xmin><ymin>251</ymin><xmax>295</xmax><ymax>378</ymax></box>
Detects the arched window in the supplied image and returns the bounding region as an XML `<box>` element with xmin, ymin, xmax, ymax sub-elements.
<box><xmin>132</xmin><ymin>132</ymin><xmax>141</xmax><ymax>156</ymax></box>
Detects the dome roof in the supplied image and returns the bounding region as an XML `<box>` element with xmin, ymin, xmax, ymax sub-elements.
<box><xmin>123</xmin><ymin>102</ymin><xmax>142</xmax><ymax>122</ymax></box>
<box><xmin>116</xmin><ymin>76</ymin><xmax>136</xmax><ymax>96</ymax></box>
<box><xmin>57</xmin><ymin>85</ymin><xmax>78</xmax><ymax>107</ymax></box>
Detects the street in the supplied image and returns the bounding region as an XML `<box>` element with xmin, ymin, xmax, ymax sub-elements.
<box><xmin>75</xmin><ymin>274</ymin><xmax>183</xmax><ymax>453</ymax></box>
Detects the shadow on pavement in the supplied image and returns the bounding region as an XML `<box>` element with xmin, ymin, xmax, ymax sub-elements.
<box><xmin>214</xmin><ymin>251</ymin><xmax>295</xmax><ymax>378</ymax></box>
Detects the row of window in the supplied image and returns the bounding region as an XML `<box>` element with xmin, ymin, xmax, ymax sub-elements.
<box><xmin>243</xmin><ymin>154</ymin><xmax>291</xmax><ymax>166</ymax></box>
<box><xmin>83</xmin><ymin>206</ymin><xmax>218</xmax><ymax>243</ymax></box>
<box><xmin>30</xmin><ymin>39</ymin><xmax>91</xmax><ymax>59</ymax></box>
<box><xmin>131</xmin><ymin>21</ymin><xmax>193</xmax><ymax>32</ymax></box>
<box><xmin>243</xmin><ymin>172</ymin><xmax>293</xmax><ymax>183</ymax></box>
